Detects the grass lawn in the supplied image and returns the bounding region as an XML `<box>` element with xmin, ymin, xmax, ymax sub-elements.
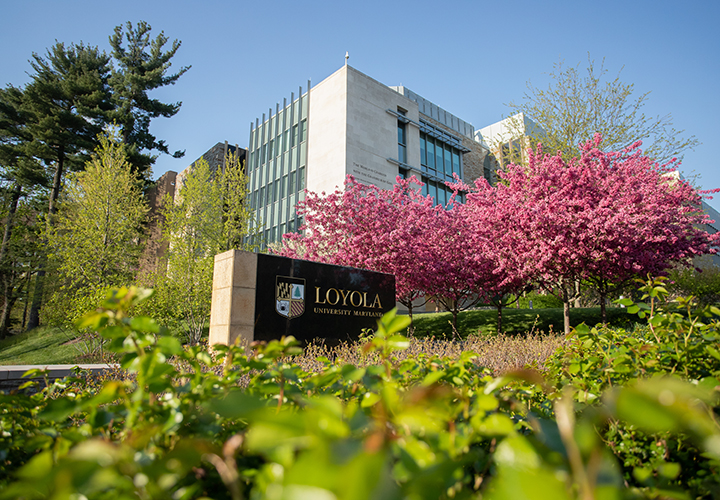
<box><xmin>412</xmin><ymin>306</ymin><xmax>637</xmax><ymax>338</ymax></box>
<box><xmin>0</xmin><ymin>326</ymin><xmax>84</xmax><ymax>366</ymax></box>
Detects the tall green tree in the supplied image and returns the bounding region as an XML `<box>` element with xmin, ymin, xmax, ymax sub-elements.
<box><xmin>109</xmin><ymin>21</ymin><xmax>191</xmax><ymax>177</ymax></box>
<box><xmin>151</xmin><ymin>152</ymin><xmax>258</xmax><ymax>344</ymax></box>
<box><xmin>23</xmin><ymin>42</ymin><xmax>113</xmax><ymax>215</ymax></box>
<box><xmin>44</xmin><ymin>131</ymin><xmax>147</xmax><ymax>326</ymax></box>
<box><xmin>501</xmin><ymin>57</ymin><xmax>698</xmax><ymax>166</ymax></box>
<box><xmin>21</xmin><ymin>41</ymin><xmax>114</xmax><ymax>329</ymax></box>
<box><xmin>0</xmin><ymin>86</ymin><xmax>48</xmax><ymax>337</ymax></box>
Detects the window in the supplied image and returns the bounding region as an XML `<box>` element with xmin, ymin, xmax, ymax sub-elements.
<box><xmin>298</xmin><ymin>166</ymin><xmax>305</xmax><ymax>191</ymax></box>
<box><xmin>435</xmin><ymin>142</ymin><xmax>443</xmax><ymax>175</ymax></box>
<box><xmin>291</xmin><ymin>124</ymin><xmax>298</xmax><ymax>147</ymax></box>
<box><xmin>427</xmin><ymin>139</ymin><xmax>435</xmax><ymax>170</ymax></box>
<box><xmin>397</xmin><ymin>120</ymin><xmax>407</xmax><ymax>163</ymax></box>
<box><xmin>299</xmin><ymin>119</ymin><xmax>307</xmax><ymax>143</ymax></box>
<box><xmin>288</xmin><ymin>170</ymin><xmax>295</xmax><ymax>193</ymax></box>
<box><xmin>419</xmin><ymin>127</ymin><xmax>463</xmax><ymax>206</ymax></box>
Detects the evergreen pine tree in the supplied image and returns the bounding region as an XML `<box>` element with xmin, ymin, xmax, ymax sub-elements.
<box><xmin>109</xmin><ymin>21</ymin><xmax>191</xmax><ymax>178</ymax></box>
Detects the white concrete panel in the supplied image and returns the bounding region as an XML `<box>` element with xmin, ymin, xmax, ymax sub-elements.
<box><xmin>345</xmin><ymin>67</ymin><xmax>418</xmax><ymax>190</ymax></box>
<box><xmin>306</xmin><ymin>66</ymin><xmax>349</xmax><ymax>195</ymax></box>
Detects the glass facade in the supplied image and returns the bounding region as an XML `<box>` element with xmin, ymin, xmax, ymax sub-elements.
<box><xmin>248</xmin><ymin>89</ymin><xmax>308</xmax><ymax>246</ymax></box>
<box><xmin>419</xmin><ymin>123</ymin><xmax>463</xmax><ymax>206</ymax></box>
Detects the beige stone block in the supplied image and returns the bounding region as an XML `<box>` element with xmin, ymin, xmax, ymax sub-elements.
<box><xmin>230</xmin><ymin>286</ymin><xmax>257</xmax><ymax>326</ymax></box>
<box><xmin>212</xmin><ymin>254</ymin><xmax>234</xmax><ymax>290</ymax></box>
<box><xmin>233</xmin><ymin>251</ymin><xmax>258</xmax><ymax>289</ymax></box>
<box><xmin>209</xmin><ymin>286</ymin><xmax>231</xmax><ymax>327</ymax></box>
<box><xmin>210</xmin><ymin>250</ymin><xmax>259</xmax><ymax>346</ymax></box>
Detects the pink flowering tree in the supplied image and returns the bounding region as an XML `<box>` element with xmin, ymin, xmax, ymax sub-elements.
<box><xmin>573</xmin><ymin>138</ymin><xmax>718</xmax><ymax>321</ymax></box>
<box><xmin>455</xmin><ymin>177</ymin><xmax>533</xmax><ymax>334</ymax></box>
<box><xmin>276</xmin><ymin>175</ymin><xmax>446</xmax><ymax>327</ymax></box>
<box><xmin>421</xmin><ymin>198</ymin><xmax>483</xmax><ymax>334</ymax></box>
<box><xmin>491</xmin><ymin>135</ymin><xmax>719</xmax><ymax>333</ymax></box>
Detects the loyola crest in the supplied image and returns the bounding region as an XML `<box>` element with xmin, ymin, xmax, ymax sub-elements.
<box><xmin>275</xmin><ymin>276</ymin><xmax>305</xmax><ymax>319</ymax></box>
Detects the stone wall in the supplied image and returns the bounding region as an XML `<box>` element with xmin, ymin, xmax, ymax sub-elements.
<box><xmin>139</xmin><ymin>170</ymin><xmax>177</xmax><ymax>279</ymax></box>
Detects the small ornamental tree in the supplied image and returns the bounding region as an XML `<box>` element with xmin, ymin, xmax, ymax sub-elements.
<box><xmin>455</xmin><ymin>177</ymin><xmax>532</xmax><ymax>334</ymax></box>
<box><xmin>44</xmin><ymin>131</ymin><xmax>147</xmax><ymax>325</ymax></box>
<box><xmin>277</xmin><ymin>176</ymin><xmax>444</xmax><ymax>326</ymax></box>
<box><xmin>422</xmin><ymin>199</ymin><xmax>484</xmax><ymax>332</ymax></box>
<box><xmin>577</xmin><ymin>140</ymin><xmax>718</xmax><ymax>321</ymax></box>
<box><xmin>153</xmin><ymin>152</ymin><xmax>258</xmax><ymax>344</ymax></box>
<box><xmin>490</xmin><ymin>135</ymin><xmax>719</xmax><ymax>333</ymax></box>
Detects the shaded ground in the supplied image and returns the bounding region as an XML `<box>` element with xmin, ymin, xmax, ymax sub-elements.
<box><xmin>411</xmin><ymin>306</ymin><xmax>637</xmax><ymax>338</ymax></box>
<box><xmin>0</xmin><ymin>327</ymin><xmax>82</xmax><ymax>365</ymax></box>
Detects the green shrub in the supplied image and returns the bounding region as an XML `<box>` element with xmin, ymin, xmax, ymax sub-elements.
<box><xmin>668</xmin><ymin>264</ymin><xmax>720</xmax><ymax>305</ymax></box>
<box><xmin>516</xmin><ymin>291</ymin><xmax>564</xmax><ymax>309</ymax></box>
<box><xmin>543</xmin><ymin>276</ymin><xmax>720</xmax><ymax>497</ymax></box>
<box><xmin>0</xmin><ymin>282</ymin><xmax>718</xmax><ymax>499</ymax></box>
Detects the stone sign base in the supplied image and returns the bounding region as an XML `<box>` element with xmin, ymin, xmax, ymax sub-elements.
<box><xmin>209</xmin><ymin>250</ymin><xmax>396</xmax><ymax>346</ymax></box>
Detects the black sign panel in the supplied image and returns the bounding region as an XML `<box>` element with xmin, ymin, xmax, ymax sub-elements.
<box><xmin>254</xmin><ymin>253</ymin><xmax>396</xmax><ymax>343</ymax></box>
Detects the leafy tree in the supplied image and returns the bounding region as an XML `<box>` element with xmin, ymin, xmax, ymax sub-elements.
<box><xmin>109</xmin><ymin>21</ymin><xmax>191</xmax><ymax>177</ymax></box>
<box><xmin>152</xmin><ymin>152</ymin><xmax>257</xmax><ymax>344</ymax></box>
<box><xmin>0</xmin><ymin>86</ymin><xmax>49</xmax><ymax>338</ymax></box>
<box><xmin>21</xmin><ymin>42</ymin><xmax>114</xmax><ymax>329</ymax></box>
<box><xmin>667</xmin><ymin>264</ymin><xmax>720</xmax><ymax>305</ymax></box>
<box><xmin>479</xmin><ymin>136</ymin><xmax>718</xmax><ymax>333</ymax></box>
<box><xmin>502</xmin><ymin>56</ymin><xmax>698</xmax><ymax>166</ymax></box>
<box><xmin>0</xmin><ymin>85</ymin><xmax>47</xmax><ymax>265</ymax></box>
<box><xmin>44</xmin><ymin>131</ymin><xmax>147</xmax><ymax>326</ymax></box>
<box><xmin>23</xmin><ymin>42</ymin><xmax>113</xmax><ymax>216</ymax></box>
<box><xmin>0</xmin><ymin>195</ymin><xmax>43</xmax><ymax>338</ymax></box>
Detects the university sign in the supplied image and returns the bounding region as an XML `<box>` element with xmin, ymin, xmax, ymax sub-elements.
<box><xmin>209</xmin><ymin>250</ymin><xmax>396</xmax><ymax>346</ymax></box>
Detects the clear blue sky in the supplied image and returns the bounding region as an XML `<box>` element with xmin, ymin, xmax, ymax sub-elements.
<box><xmin>2</xmin><ymin>0</ymin><xmax>719</xmax><ymax>206</ymax></box>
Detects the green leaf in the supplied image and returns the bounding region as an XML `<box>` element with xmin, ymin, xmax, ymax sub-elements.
<box><xmin>361</xmin><ymin>392</ymin><xmax>381</xmax><ymax>408</ymax></box>
<box><xmin>421</xmin><ymin>370</ymin><xmax>445</xmax><ymax>386</ymax></box>
<box><xmin>472</xmin><ymin>413</ymin><xmax>516</xmax><ymax>436</ymax></box>
<box><xmin>38</xmin><ymin>397</ymin><xmax>78</xmax><ymax>422</ymax></box>
<box><xmin>130</xmin><ymin>315</ymin><xmax>160</xmax><ymax>333</ymax></box>
<box><xmin>156</xmin><ymin>335</ymin><xmax>183</xmax><ymax>356</ymax></box>
<box><xmin>706</xmin><ymin>345</ymin><xmax>720</xmax><ymax>360</ymax></box>
<box><xmin>205</xmin><ymin>390</ymin><xmax>267</xmax><ymax>419</ymax></box>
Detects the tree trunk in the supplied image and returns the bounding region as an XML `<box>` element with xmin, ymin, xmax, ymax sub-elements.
<box><xmin>599</xmin><ymin>289</ymin><xmax>607</xmax><ymax>326</ymax></box>
<box><xmin>562</xmin><ymin>286</ymin><xmax>571</xmax><ymax>335</ymax></box>
<box><xmin>496</xmin><ymin>303</ymin><xmax>503</xmax><ymax>335</ymax></box>
<box><xmin>0</xmin><ymin>294</ymin><xmax>18</xmax><ymax>339</ymax></box>
<box><xmin>0</xmin><ymin>183</ymin><xmax>21</xmax><ymax>265</ymax></box>
<box><xmin>28</xmin><ymin>149</ymin><xmax>65</xmax><ymax>330</ymax></box>
<box><xmin>407</xmin><ymin>301</ymin><xmax>414</xmax><ymax>336</ymax></box>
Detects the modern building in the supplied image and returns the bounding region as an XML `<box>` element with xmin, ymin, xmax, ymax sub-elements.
<box><xmin>475</xmin><ymin>113</ymin><xmax>543</xmax><ymax>169</ymax></box>
<box><xmin>245</xmin><ymin>64</ymin><xmax>498</xmax><ymax>245</ymax></box>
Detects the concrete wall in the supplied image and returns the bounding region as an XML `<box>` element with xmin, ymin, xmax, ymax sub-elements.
<box><xmin>306</xmin><ymin>66</ymin><xmax>348</xmax><ymax>195</ymax></box>
<box><xmin>345</xmin><ymin>66</ymin><xmax>418</xmax><ymax>190</ymax></box>
<box><xmin>306</xmin><ymin>65</ymin><xmax>420</xmax><ymax>194</ymax></box>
